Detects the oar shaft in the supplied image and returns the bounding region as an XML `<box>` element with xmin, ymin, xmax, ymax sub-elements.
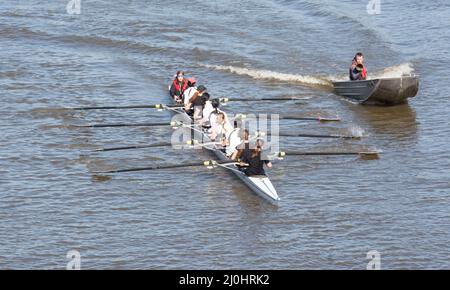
<box><xmin>98</xmin><ymin>162</ymin><xmax>202</xmax><ymax>173</ymax></box>
<box><xmin>280</xmin><ymin>116</ymin><xmax>340</xmax><ymax>122</ymax></box>
<box><xmin>71</xmin><ymin>105</ymin><xmax>156</xmax><ymax>110</ymax></box>
<box><xmin>64</xmin><ymin>97</ymin><xmax>308</xmax><ymax>110</ymax></box>
<box><xmin>222</xmin><ymin>97</ymin><xmax>303</xmax><ymax>102</ymax></box>
<box><xmin>285</xmin><ymin>151</ymin><xmax>365</xmax><ymax>156</ymax></box>
<box><xmin>277</xmin><ymin>151</ymin><xmax>380</xmax><ymax>157</ymax></box>
<box><xmin>94</xmin><ymin>159</ymin><xmax>240</xmax><ymax>174</ymax></box>
<box><xmin>94</xmin><ymin>141</ymin><xmax>218</xmax><ymax>152</ymax></box>
<box><xmin>95</xmin><ymin>142</ymin><xmax>173</xmax><ymax>152</ymax></box>
<box><xmin>240</xmin><ymin>116</ymin><xmax>340</xmax><ymax>122</ymax></box>
<box><xmin>256</xmin><ymin>97</ymin><xmax>302</xmax><ymax>101</ymax></box>
<box><xmin>69</xmin><ymin>104</ymin><xmax>183</xmax><ymax>110</ymax></box>
<box><xmin>74</xmin><ymin>122</ymin><xmax>172</xmax><ymax>128</ymax></box>
<box><xmin>279</xmin><ymin>133</ymin><xmax>352</xmax><ymax>139</ymax></box>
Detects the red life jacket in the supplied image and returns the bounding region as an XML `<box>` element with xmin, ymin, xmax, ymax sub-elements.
<box><xmin>172</xmin><ymin>79</ymin><xmax>188</xmax><ymax>96</ymax></box>
<box><xmin>361</xmin><ymin>65</ymin><xmax>367</xmax><ymax>80</ymax></box>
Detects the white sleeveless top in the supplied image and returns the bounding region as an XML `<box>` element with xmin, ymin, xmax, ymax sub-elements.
<box><xmin>183</xmin><ymin>87</ymin><xmax>197</xmax><ymax>105</ymax></box>
<box><xmin>226</xmin><ymin>128</ymin><xmax>242</xmax><ymax>156</ymax></box>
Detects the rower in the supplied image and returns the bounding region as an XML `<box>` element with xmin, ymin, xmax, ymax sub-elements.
<box><xmin>169</xmin><ymin>71</ymin><xmax>188</xmax><ymax>102</ymax></box>
<box><xmin>200</xmin><ymin>96</ymin><xmax>215</xmax><ymax>127</ymax></box>
<box><xmin>230</xmin><ymin>129</ymin><xmax>250</xmax><ymax>161</ymax></box>
<box><xmin>209</xmin><ymin>112</ymin><xmax>233</xmax><ymax>149</ymax></box>
<box><xmin>184</xmin><ymin>85</ymin><xmax>207</xmax><ymax>115</ymax></box>
<box><xmin>192</xmin><ymin>92</ymin><xmax>210</xmax><ymax>122</ymax></box>
<box><xmin>225</xmin><ymin>120</ymin><xmax>243</xmax><ymax>158</ymax></box>
<box><xmin>238</xmin><ymin>139</ymin><xmax>273</xmax><ymax>176</ymax></box>
<box><xmin>182</xmin><ymin>77</ymin><xmax>197</xmax><ymax>105</ymax></box>
<box><xmin>208</xmin><ymin>98</ymin><xmax>230</xmax><ymax>130</ymax></box>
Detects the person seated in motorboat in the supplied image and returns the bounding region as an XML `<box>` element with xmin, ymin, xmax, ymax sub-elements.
<box><xmin>349</xmin><ymin>52</ymin><xmax>367</xmax><ymax>81</ymax></box>
<box><xmin>169</xmin><ymin>71</ymin><xmax>188</xmax><ymax>102</ymax></box>
<box><xmin>184</xmin><ymin>85</ymin><xmax>207</xmax><ymax>114</ymax></box>
<box><xmin>182</xmin><ymin>77</ymin><xmax>197</xmax><ymax>105</ymax></box>
<box><xmin>209</xmin><ymin>112</ymin><xmax>233</xmax><ymax>150</ymax></box>
<box><xmin>238</xmin><ymin>139</ymin><xmax>273</xmax><ymax>176</ymax></box>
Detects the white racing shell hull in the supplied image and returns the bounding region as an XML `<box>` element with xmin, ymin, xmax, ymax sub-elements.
<box><xmin>170</xmin><ymin>103</ymin><xmax>280</xmax><ymax>204</ymax></box>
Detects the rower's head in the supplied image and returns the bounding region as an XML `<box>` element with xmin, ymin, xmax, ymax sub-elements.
<box><xmin>211</xmin><ymin>98</ymin><xmax>220</xmax><ymax>109</ymax></box>
<box><xmin>176</xmin><ymin>71</ymin><xmax>184</xmax><ymax>81</ymax></box>
<box><xmin>256</xmin><ymin>138</ymin><xmax>264</xmax><ymax>149</ymax></box>
<box><xmin>251</xmin><ymin>138</ymin><xmax>265</xmax><ymax>158</ymax></box>
<box><xmin>197</xmin><ymin>85</ymin><xmax>207</xmax><ymax>95</ymax></box>
<box><xmin>217</xmin><ymin>112</ymin><xmax>225</xmax><ymax>123</ymax></box>
<box><xmin>200</xmin><ymin>92</ymin><xmax>210</xmax><ymax>105</ymax></box>
<box><xmin>240</xmin><ymin>128</ymin><xmax>249</xmax><ymax>141</ymax></box>
<box><xmin>354</xmin><ymin>52</ymin><xmax>364</xmax><ymax>65</ymax></box>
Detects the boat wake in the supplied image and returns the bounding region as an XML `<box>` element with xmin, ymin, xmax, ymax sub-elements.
<box><xmin>201</xmin><ymin>62</ymin><xmax>415</xmax><ymax>91</ymax></box>
<box><xmin>369</xmin><ymin>62</ymin><xmax>415</xmax><ymax>79</ymax></box>
<box><xmin>348</xmin><ymin>126</ymin><xmax>365</xmax><ymax>138</ymax></box>
<box><xmin>328</xmin><ymin>62</ymin><xmax>416</xmax><ymax>82</ymax></box>
<box><xmin>200</xmin><ymin>64</ymin><xmax>333</xmax><ymax>88</ymax></box>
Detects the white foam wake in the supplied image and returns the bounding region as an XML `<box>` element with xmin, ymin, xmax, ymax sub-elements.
<box><xmin>370</xmin><ymin>62</ymin><xmax>415</xmax><ymax>79</ymax></box>
<box><xmin>328</xmin><ymin>62</ymin><xmax>416</xmax><ymax>82</ymax></box>
<box><xmin>201</xmin><ymin>64</ymin><xmax>332</xmax><ymax>87</ymax></box>
<box><xmin>201</xmin><ymin>62</ymin><xmax>415</xmax><ymax>88</ymax></box>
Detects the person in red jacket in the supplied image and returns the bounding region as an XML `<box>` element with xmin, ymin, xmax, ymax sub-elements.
<box><xmin>349</xmin><ymin>52</ymin><xmax>367</xmax><ymax>81</ymax></box>
<box><xmin>169</xmin><ymin>71</ymin><xmax>188</xmax><ymax>102</ymax></box>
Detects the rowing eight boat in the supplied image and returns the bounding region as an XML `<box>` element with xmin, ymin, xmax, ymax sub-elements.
<box><xmin>166</xmin><ymin>97</ymin><xmax>280</xmax><ymax>204</ymax></box>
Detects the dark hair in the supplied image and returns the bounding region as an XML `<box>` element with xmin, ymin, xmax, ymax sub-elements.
<box><xmin>199</xmin><ymin>93</ymin><xmax>210</xmax><ymax>106</ymax></box>
<box><xmin>238</xmin><ymin>129</ymin><xmax>249</xmax><ymax>142</ymax></box>
<box><xmin>251</xmin><ymin>139</ymin><xmax>264</xmax><ymax>158</ymax></box>
<box><xmin>197</xmin><ymin>85</ymin><xmax>207</xmax><ymax>92</ymax></box>
<box><xmin>354</xmin><ymin>52</ymin><xmax>364</xmax><ymax>59</ymax></box>
<box><xmin>211</xmin><ymin>98</ymin><xmax>220</xmax><ymax>109</ymax></box>
<box><xmin>243</xmin><ymin>129</ymin><xmax>249</xmax><ymax>140</ymax></box>
<box><xmin>176</xmin><ymin>70</ymin><xmax>184</xmax><ymax>76</ymax></box>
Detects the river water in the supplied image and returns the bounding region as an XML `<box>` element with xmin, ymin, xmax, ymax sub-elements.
<box><xmin>1</xmin><ymin>0</ymin><xmax>449</xmax><ymax>269</ymax></box>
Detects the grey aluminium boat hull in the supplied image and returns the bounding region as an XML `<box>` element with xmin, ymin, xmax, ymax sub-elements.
<box><xmin>332</xmin><ymin>76</ymin><xmax>419</xmax><ymax>105</ymax></box>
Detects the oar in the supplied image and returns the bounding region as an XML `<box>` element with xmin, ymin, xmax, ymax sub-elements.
<box><xmin>72</xmin><ymin>120</ymin><xmax>185</xmax><ymax>128</ymax></box>
<box><xmin>219</xmin><ymin>97</ymin><xmax>308</xmax><ymax>102</ymax></box>
<box><xmin>279</xmin><ymin>116</ymin><xmax>340</xmax><ymax>122</ymax></box>
<box><xmin>243</xmin><ymin>115</ymin><xmax>340</xmax><ymax>122</ymax></box>
<box><xmin>67</xmin><ymin>103</ymin><xmax>183</xmax><ymax>110</ymax></box>
<box><xmin>94</xmin><ymin>142</ymin><xmax>173</xmax><ymax>152</ymax></box>
<box><xmin>94</xmin><ymin>140</ymin><xmax>220</xmax><ymax>152</ymax></box>
<box><xmin>257</xmin><ymin>131</ymin><xmax>361</xmax><ymax>139</ymax></box>
<box><xmin>276</xmin><ymin>150</ymin><xmax>380</xmax><ymax>158</ymax></box>
<box><xmin>279</xmin><ymin>133</ymin><xmax>360</xmax><ymax>139</ymax></box>
<box><xmin>93</xmin><ymin>160</ymin><xmax>241</xmax><ymax>174</ymax></box>
<box><xmin>64</xmin><ymin>97</ymin><xmax>304</xmax><ymax>111</ymax></box>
